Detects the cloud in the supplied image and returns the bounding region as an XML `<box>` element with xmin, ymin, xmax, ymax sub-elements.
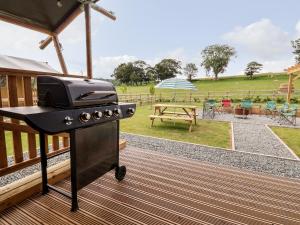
<box><xmin>223</xmin><ymin>19</ymin><xmax>291</xmax><ymax>60</ymax></box>
<box><xmin>93</xmin><ymin>55</ymin><xmax>138</xmax><ymax>78</ymax></box>
<box><xmin>261</xmin><ymin>58</ymin><xmax>293</xmax><ymax>73</ymax></box>
<box><xmin>295</xmin><ymin>20</ymin><xmax>300</xmax><ymax>38</ymax></box>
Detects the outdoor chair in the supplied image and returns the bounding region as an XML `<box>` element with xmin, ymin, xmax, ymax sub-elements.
<box><xmin>278</xmin><ymin>104</ymin><xmax>297</xmax><ymax>126</ymax></box>
<box><xmin>264</xmin><ymin>101</ymin><xmax>277</xmax><ymax>118</ymax></box>
<box><xmin>234</xmin><ymin>99</ymin><xmax>253</xmax><ymax>119</ymax></box>
<box><xmin>202</xmin><ymin>99</ymin><xmax>218</xmax><ymax>119</ymax></box>
<box><xmin>221</xmin><ymin>99</ymin><xmax>233</xmax><ymax>113</ymax></box>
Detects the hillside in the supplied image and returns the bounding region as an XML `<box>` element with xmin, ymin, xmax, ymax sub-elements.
<box><xmin>116</xmin><ymin>73</ymin><xmax>300</xmax><ymax>94</ymax></box>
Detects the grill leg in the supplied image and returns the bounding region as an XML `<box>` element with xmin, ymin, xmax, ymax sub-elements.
<box><xmin>39</xmin><ymin>132</ymin><xmax>49</xmax><ymax>195</ymax></box>
<box><xmin>70</xmin><ymin>130</ymin><xmax>79</xmax><ymax>211</ymax></box>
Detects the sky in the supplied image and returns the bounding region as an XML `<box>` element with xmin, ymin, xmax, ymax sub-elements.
<box><xmin>0</xmin><ymin>0</ymin><xmax>300</xmax><ymax>79</ymax></box>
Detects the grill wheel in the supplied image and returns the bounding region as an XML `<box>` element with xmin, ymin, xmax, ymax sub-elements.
<box><xmin>115</xmin><ymin>165</ymin><xmax>126</xmax><ymax>181</ymax></box>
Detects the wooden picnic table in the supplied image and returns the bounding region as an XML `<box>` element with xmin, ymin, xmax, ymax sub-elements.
<box><xmin>149</xmin><ymin>104</ymin><xmax>198</xmax><ymax>132</ymax></box>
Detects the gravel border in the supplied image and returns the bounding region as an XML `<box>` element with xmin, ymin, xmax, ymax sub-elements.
<box><xmin>121</xmin><ymin>132</ymin><xmax>300</xmax><ymax>179</ymax></box>
<box><xmin>0</xmin><ymin>152</ymin><xmax>70</xmax><ymax>187</ymax></box>
<box><xmin>266</xmin><ymin>125</ymin><xmax>299</xmax><ymax>160</ymax></box>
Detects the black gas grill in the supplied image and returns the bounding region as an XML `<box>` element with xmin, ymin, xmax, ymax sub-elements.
<box><xmin>0</xmin><ymin>76</ymin><xmax>136</xmax><ymax>211</ymax></box>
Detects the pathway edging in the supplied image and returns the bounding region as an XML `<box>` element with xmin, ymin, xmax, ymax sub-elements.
<box><xmin>265</xmin><ymin>125</ymin><xmax>299</xmax><ymax>160</ymax></box>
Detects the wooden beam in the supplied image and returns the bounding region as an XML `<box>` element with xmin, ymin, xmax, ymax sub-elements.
<box><xmin>23</xmin><ymin>77</ymin><xmax>37</xmax><ymax>159</ymax></box>
<box><xmin>7</xmin><ymin>76</ymin><xmax>23</xmax><ymax>163</ymax></box>
<box><xmin>0</xmin><ymin>85</ymin><xmax>7</xmax><ymax>169</ymax></box>
<box><xmin>287</xmin><ymin>64</ymin><xmax>300</xmax><ymax>74</ymax></box>
<box><xmin>39</xmin><ymin>6</ymin><xmax>83</xmax><ymax>50</ymax></box>
<box><xmin>91</xmin><ymin>3</ymin><xmax>116</xmax><ymax>20</ymax></box>
<box><xmin>287</xmin><ymin>73</ymin><xmax>293</xmax><ymax>103</ymax></box>
<box><xmin>52</xmin><ymin>35</ymin><xmax>68</xmax><ymax>74</ymax></box>
<box><xmin>85</xmin><ymin>3</ymin><xmax>93</xmax><ymax>79</ymax></box>
<box><xmin>0</xmin><ymin>13</ymin><xmax>52</xmax><ymax>35</ymax></box>
<box><xmin>0</xmin><ymin>67</ymin><xmax>84</xmax><ymax>78</ymax></box>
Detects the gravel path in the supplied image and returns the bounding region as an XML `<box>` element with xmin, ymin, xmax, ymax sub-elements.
<box><xmin>233</xmin><ymin>123</ymin><xmax>296</xmax><ymax>159</ymax></box>
<box><xmin>121</xmin><ymin>133</ymin><xmax>300</xmax><ymax>179</ymax></box>
<box><xmin>200</xmin><ymin>112</ymin><xmax>299</xmax><ymax>159</ymax></box>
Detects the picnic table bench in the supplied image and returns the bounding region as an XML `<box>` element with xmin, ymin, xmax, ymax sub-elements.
<box><xmin>149</xmin><ymin>104</ymin><xmax>198</xmax><ymax>132</ymax></box>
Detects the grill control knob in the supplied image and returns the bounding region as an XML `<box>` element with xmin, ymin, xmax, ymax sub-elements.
<box><xmin>80</xmin><ymin>112</ymin><xmax>91</xmax><ymax>122</ymax></box>
<box><xmin>64</xmin><ymin>116</ymin><xmax>74</xmax><ymax>125</ymax></box>
<box><xmin>113</xmin><ymin>108</ymin><xmax>122</xmax><ymax>116</ymax></box>
<box><xmin>127</xmin><ymin>108</ymin><xmax>135</xmax><ymax>115</ymax></box>
<box><xmin>93</xmin><ymin>111</ymin><xmax>103</xmax><ymax>120</ymax></box>
<box><xmin>104</xmin><ymin>109</ymin><xmax>113</xmax><ymax>118</ymax></box>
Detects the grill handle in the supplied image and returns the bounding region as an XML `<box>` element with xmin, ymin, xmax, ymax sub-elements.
<box><xmin>78</xmin><ymin>91</ymin><xmax>116</xmax><ymax>100</ymax></box>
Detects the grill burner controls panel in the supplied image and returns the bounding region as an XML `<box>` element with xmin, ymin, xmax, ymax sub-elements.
<box><xmin>79</xmin><ymin>112</ymin><xmax>91</xmax><ymax>123</ymax></box>
<box><xmin>104</xmin><ymin>109</ymin><xmax>113</xmax><ymax>118</ymax></box>
<box><xmin>93</xmin><ymin>111</ymin><xmax>102</xmax><ymax>120</ymax></box>
<box><xmin>23</xmin><ymin>103</ymin><xmax>136</xmax><ymax>134</ymax></box>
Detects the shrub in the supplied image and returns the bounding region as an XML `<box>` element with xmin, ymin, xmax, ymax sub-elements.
<box><xmin>290</xmin><ymin>97</ymin><xmax>299</xmax><ymax>104</ymax></box>
<box><xmin>276</xmin><ymin>97</ymin><xmax>285</xmax><ymax>104</ymax></box>
<box><xmin>193</xmin><ymin>97</ymin><xmax>201</xmax><ymax>103</ymax></box>
<box><xmin>263</xmin><ymin>96</ymin><xmax>272</xmax><ymax>103</ymax></box>
<box><xmin>253</xmin><ymin>96</ymin><xmax>261</xmax><ymax>103</ymax></box>
<box><xmin>149</xmin><ymin>83</ymin><xmax>155</xmax><ymax>95</ymax></box>
<box><xmin>120</xmin><ymin>84</ymin><xmax>127</xmax><ymax>94</ymax></box>
<box><xmin>231</xmin><ymin>98</ymin><xmax>241</xmax><ymax>103</ymax></box>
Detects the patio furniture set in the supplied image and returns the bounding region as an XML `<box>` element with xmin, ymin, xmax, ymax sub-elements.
<box><xmin>148</xmin><ymin>99</ymin><xmax>298</xmax><ymax>132</ymax></box>
<box><xmin>264</xmin><ymin>101</ymin><xmax>298</xmax><ymax>126</ymax></box>
<box><xmin>149</xmin><ymin>104</ymin><xmax>197</xmax><ymax>132</ymax></box>
<box><xmin>202</xmin><ymin>98</ymin><xmax>298</xmax><ymax>126</ymax></box>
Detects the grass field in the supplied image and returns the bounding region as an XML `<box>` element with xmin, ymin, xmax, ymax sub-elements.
<box><xmin>116</xmin><ymin>73</ymin><xmax>300</xmax><ymax>94</ymax></box>
<box><xmin>271</xmin><ymin>126</ymin><xmax>300</xmax><ymax>157</ymax></box>
<box><xmin>120</xmin><ymin>105</ymin><xmax>231</xmax><ymax>148</ymax></box>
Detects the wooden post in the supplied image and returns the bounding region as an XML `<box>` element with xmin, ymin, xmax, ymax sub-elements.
<box><xmin>23</xmin><ymin>77</ymin><xmax>37</xmax><ymax>159</ymax></box>
<box><xmin>287</xmin><ymin>73</ymin><xmax>293</xmax><ymax>103</ymax></box>
<box><xmin>0</xmin><ymin>83</ymin><xmax>7</xmax><ymax>168</ymax></box>
<box><xmin>7</xmin><ymin>76</ymin><xmax>23</xmax><ymax>163</ymax></box>
<box><xmin>85</xmin><ymin>3</ymin><xmax>92</xmax><ymax>79</ymax></box>
<box><xmin>52</xmin><ymin>35</ymin><xmax>68</xmax><ymax>74</ymax></box>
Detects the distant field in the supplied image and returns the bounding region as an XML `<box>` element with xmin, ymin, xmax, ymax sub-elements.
<box><xmin>116</xmin><ymin>73</ymin><xmax>300</xmax><ymax>94</ymax></box>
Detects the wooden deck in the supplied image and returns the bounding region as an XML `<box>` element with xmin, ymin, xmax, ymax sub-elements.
<box><xmin>1</xmin><ymin>146</ymin><xmax>300</xmax><ymax>225</ymax></box>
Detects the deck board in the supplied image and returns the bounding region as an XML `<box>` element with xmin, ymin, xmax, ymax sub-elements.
<box><xmin>1</xmin><ymin>146</ymin><xmax>300</xmax><ymax>225</ymax></box>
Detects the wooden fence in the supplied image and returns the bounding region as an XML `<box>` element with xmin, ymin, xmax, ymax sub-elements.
<box><xmin>0</xmin><ymin>69</ymin><xmax>84</xmax><ymax>177</ymax></box>
<box><xmin>118</xmin><ymin>89</ymin><xmax>300</xmax><ymax>105</ymax></box>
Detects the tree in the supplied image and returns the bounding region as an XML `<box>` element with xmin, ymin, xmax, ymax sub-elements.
<box><xmin>200</xmin><ymin>44</ymin><xmax>236</xmax><ymax>80</ymax></box>
<box><xmin>154</xmin><ymin>59</ymin><xmax>182</xmax><ymax>80</ymax></box>
<box><xmin>111</xmin><ymin>60</ymin><xmax>153</xmax><ymax>85</ymax></box>
<box><xmin>111</xmin><ymin>62</ymin><xmax>132</xmax><ymax>84</ymax></box>
<box><xmin>244</xmin><ymin>61</ymin><xmax>263</xmax><ymax>79</ymax></box>
<box><xmin>291</xmin><ymin>38</ymin><xmax>300</xmax><ymax>64</ymax></box>
<box><xmin>183</xmin><ymin>63</ymin><xmax>198</xmax><ymax>81</ymax></box>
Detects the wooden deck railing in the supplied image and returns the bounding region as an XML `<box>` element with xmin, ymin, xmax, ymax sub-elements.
<box><xmin>0</xmin><ymin>69</ymin><xmax>85</xmax><ymax>177</ymax></box>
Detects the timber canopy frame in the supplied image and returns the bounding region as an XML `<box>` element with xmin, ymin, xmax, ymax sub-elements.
<box><xmin>0</xmin><ymin>0</ymin><xmax>116</xmax><ymax>79</ymax></box>
<box><xmin>286</xmin><ymin>64</ymin><xmax>300</xmax><ymax>103</ymax></box>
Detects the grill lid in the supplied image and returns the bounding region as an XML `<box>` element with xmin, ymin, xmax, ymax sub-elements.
<box><xmin>37</xmin><ymin>76</ymin><xmax>117</xmax><ymax>108</ymax></box>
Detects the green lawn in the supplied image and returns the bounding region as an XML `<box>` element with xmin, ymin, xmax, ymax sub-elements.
<box><xmin>120</xmin><ymin>105</ymin><xmax>231</xmax><ymax>149</ymax></box>
<box><xmin>116</xmin><ymin>73</ymin><xmax>300</xmax><ymax>94</ymax></box>
<box><xmin>271</xmin><ymin>127</ymin><xmax>300</xmax><ymax>157</ymax></box>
